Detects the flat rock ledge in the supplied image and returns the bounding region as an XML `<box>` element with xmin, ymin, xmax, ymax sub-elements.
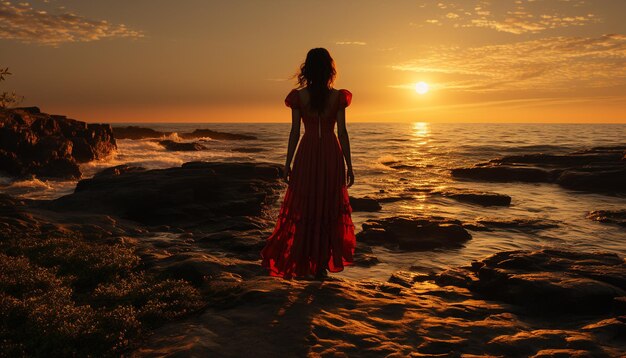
<box><xmin>136</xmin><ymin>249</ymin><xmax>626</xmax><ymax>357</ymax></box>
<box><xmin>357</xmin><ymin>216</ymin><xmax>472</xmax><ymax>251</ymax></box>
<box><xmin>436</xmin><ymin>188</ymin><xmax>512</xmax><ymax>206</ymax></box>
<box><xmin>42</xmin><ymin>161</ymin><xmax>284</xmax><ymax>231</ymax></box>
<box><xmin>451</xmin><ymin>146</ymin><xmax>626</xmax><ymax>194</ymax></box>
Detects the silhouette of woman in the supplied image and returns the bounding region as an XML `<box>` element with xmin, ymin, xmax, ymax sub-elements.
<box><xmin>261</xmin><ymin>48</ymin><xmax>356</xmax><ymax>279</ymax></box>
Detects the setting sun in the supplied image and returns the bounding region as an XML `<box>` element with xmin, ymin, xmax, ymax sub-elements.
<box><xmin>415</xmin><ymin>81</ymin><xmax>429</xmax><ymax>95</ymax></box>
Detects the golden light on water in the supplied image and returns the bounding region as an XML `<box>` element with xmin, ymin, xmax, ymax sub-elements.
<box><xmin>415</xmin><ymin>82</ymin><xmax>430</xmax><ymax>95</ymax></box>
<box><xmin>412</xmin><ymin>122</ymin><xmax>430</xmax><ymax>138</ymax></box>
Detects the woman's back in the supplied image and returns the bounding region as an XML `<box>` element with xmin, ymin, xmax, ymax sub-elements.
<box><xmin>285</xmin><ymin>88</ymin><xmax>352</xmax><ymax>138</ymax></box>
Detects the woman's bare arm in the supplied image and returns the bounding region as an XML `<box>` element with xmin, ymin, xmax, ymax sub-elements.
<box><xmin>284</xmin><ymin>108</ymin><xmax>301</xmax><ymax>183</ymax></box>
<box><xmin>336</xmin><ymin>107</ymin><xmax>354</xmax><ymax>187</ymax></box>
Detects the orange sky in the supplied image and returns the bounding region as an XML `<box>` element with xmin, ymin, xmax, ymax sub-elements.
<box><xmin>1</xmin><ymin>0</ymin><xmax>625</xmax><ymax>123</ymax></box>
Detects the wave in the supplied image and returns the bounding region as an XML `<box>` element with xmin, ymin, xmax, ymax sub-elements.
<box><xmin>0</xmin><ymin>176</ymin><xmax>76</xmax><ymax>200</ymax></box>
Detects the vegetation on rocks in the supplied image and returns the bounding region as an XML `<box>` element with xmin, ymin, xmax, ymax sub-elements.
<box><xmin>0</xmin><ymin>225</ymin><xmax>205</xmax><ymax>356</ymax></box>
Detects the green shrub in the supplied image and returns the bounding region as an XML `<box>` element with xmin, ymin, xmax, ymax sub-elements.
<box><xmin>93</xmin><ymin>272</ymin><xmax>204</xmax><ymax>327</ymax></box>
<box><xmin>0</xmin><ymin>231</ymin><xmax>205</xmax><ymax>356</ymax></box>
<box><xmin>2</xmin><ymin>234</ymin><xmax>139</xmax><ymax>291</ymax></box>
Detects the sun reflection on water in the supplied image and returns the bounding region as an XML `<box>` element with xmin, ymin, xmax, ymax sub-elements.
<box><xmin>412</xmin><ymin>122</ymin><xmax>430</xmax><ymax>138</ymax></box>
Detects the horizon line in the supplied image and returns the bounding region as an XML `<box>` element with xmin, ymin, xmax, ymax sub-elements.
<box><xmin>99</xmin><ymin>121</ymin><xmax>626</xmax><ymax>125</ymax></box>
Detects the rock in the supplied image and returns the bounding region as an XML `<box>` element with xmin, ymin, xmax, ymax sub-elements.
<box><xmin>493</xmin><ymin>152</ymin><xmax>622</xmax><ymax>166</ymax></box>
<box><xmin>158</xmin><ymin>140</ymin><xmax>206</xmax><ymax>151</ymax></box>
<box><xmin>0</xmin><ymin>108</ymin><xmax>116</xmax><ymax>179</ymax></box>
<box><xmin>93</xmin><ymin>164</ymin><xmax>147</xmax><ymax>178</ymax></box>
<box><xmin>388</xmin><ymin>271</ymin><xmax>432</xmax><ymax>287</ymax></box>
<box><xmin>113</xmin><ymin>126</ymin><xmax>257</xmax><ymax>141</ymax></box>
<box><xmin>451</xmin><ymin>166</ymin><xmax>555</xmax><ymax>183</ymax></box>
<box><xmin>3</xmin><ymin>188</ymin><xmax>625</xmax><ymax>357</ymax></box>
<box><xmin>435</xmin><ymin>267</ymin><xmax>477</xmax><ymax>288</ymax></box>
<box><xmin>438</xmin><ymin>189</ymin><xmax>512</xmax><ymax>206</ymax></box>
<box><xmin>468</xmin><ymin>249</ymin><xmax>626</xmax><ymax>314</ymax></box>
<box><xmin>349</xmin><ymin>196</ymin><xmax>382</xmax><ymax>212</ymax></box>
<box><xmin>614</xmin><ymin>297</ymin><xmax>626</xmax><ymax>315</ymax></box>
<box><xmin>587</xmin><ymin>210</ymin><xmax>626</xmax><ymax>227</ymax></box>
<box><xmin>582</xmin><ymin>317</ymin><xmax>626</xmax><ymax>341</ymax></box>
<box><xmin>389</xmin><ymin>163</ymin><xmax>423</xmax><ymax>170</ymax></box>
<box><xmin>451</xmin><ymin>146</ymin><xmax>626</xmax><ymax>194</ymax></box>
<box><xmin>157</xmin><ymin>252</ymin><xmax>231</xmax><ymax>286</ymax></box>
<box><xmin>356</xmin><ymin>216</ymin><xmax>472</xmax><ymax>251</ymax></box>
<box><xmin>113</xmin><ymin>126</ymin><xmax>172</xmax><ymax>139</ymax></box>
<box><xmin>14</xmin><ymin>106</ymin><xmax>41</xmax><ymax>114</ymax></box>
<box><xmin>45</xmin><ymin>162</ymin><xmax>284</xmax><ymax>231</ymax></box>
<box><xmin>180</xmin><ymin>129</ymin><xmax>256</xmax><ymax>140</ymax></box>
<box><xmin>557</xmin><ymin>168</ymin><xmax>626</xmax><ymax>193</ymax></box>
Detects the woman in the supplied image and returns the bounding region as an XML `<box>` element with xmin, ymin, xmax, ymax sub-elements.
<box><xmin>261</xmin><ymin>48</ymin><xmax>356</xmax><ymax>280</ymax></box>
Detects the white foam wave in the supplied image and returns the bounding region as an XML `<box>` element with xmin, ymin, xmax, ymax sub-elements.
<box><xmin>0</xmin><ymin>177</ymin><xmax>76</xmax><ymax>200</ymax></box>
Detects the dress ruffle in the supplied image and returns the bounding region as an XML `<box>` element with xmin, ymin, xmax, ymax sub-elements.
<box><xmin>261</xmin><ymin>186</ymin><xmax>356</xmax><ymax>279</ymax></box>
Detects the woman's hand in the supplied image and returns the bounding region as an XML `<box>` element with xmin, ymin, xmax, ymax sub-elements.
<box><xmin>346</xmin><ymin>168</ymin><xmax>355</xmax><ymax>188</ymax></box>
<box><xmin>283</xmin><ymin>165</ymin><xmax>291</xmax><ymax>184</ymax></box>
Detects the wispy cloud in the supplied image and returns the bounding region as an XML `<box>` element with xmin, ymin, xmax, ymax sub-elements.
<box><xmin>0</xmin><ymin>1</ymin><xmax>144</xmax><ymax>46</ymax></box>
<box><xmin>335</xmin><ymin>41</ymin><xmax>367</xmax><ymax>46</ymax></box>
<box><xmin>391</xmin><ymin>34</ymin><xmax>626</xmax><ymax>93</ymax></box>
<box><xmin>419</xmin><ymin>0</ymin><xmax>599</xmax><ymax>34</ymax></box>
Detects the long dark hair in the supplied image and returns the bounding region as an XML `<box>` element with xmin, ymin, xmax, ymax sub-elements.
<box><xmin>296</xmin><ymin>48</ymin><xmax>336</xmax><ymax>114</ymax></box>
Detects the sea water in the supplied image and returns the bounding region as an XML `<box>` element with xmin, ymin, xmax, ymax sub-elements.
<box><xmin>2</xmin><ymin>122</ymin><xmax>625</xmax><ymax>280</ymax></box>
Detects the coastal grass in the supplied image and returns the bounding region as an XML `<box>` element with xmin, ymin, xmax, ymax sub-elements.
<box><xmin>0</xmin><ymin>231</ymin><xmax>205</xmax><ymax>357</ymax></box>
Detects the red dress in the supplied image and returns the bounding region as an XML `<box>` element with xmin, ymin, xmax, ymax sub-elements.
<box><xmin>261</xmin><ymin>88</ymin><xmax>356</xmax><ymax>279</ymax></box>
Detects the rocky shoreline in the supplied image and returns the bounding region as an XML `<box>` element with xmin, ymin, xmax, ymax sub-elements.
<box><xmin>0</xmin><ymin>160</ymin><xmax>623</xmax><ymax>356</ymax></box>
<box><xmin>0</xmin><ymin>113</ymin><xmax>625</xmax><ymax>356</ymax></box>
<box><xmin>451</xmin><ymin>146</ymin><xmax>626</xmax><ymax>194</ymax></box>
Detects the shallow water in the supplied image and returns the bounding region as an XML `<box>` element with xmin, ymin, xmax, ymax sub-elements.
<box><xmin>2</xmin><ymin>122</ymin><xmax>625</xmax><ymax>280</ymax></box>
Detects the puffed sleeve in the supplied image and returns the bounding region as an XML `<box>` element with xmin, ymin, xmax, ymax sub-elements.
<box><xmin>284</xmin><ymin>89</ymin><xmax>300</xmax><ymax>109</ymax></box>
<box><xmin>339</xmin><ymin>89</ymin><xmax>352</xmax><ymax>108</ymax></box>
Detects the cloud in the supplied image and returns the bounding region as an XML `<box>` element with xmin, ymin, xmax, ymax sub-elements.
<box><xmin>391</xmin><ymin>34</ymin><xmax>626</xmax><ymax>93</ymax></box>
<box><xmin>335</xmin><ymin>41</ymin><xmax>367</xmax><ymax>46</ymax></box>
<box><xmin>420</xmin><ymin>0</ymin><xmax>599</xmax><ymax>34</ymax></box>
<box><xmin>0</xmin><ymin>1</ymin><xmax>144</xmax><ymax>46</ymax></box>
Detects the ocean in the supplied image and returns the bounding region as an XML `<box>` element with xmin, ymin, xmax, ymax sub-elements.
<box><xmin>2</xmin><ymin>122</ymin><xmax>625</xmax><ymax>280</ymax></box>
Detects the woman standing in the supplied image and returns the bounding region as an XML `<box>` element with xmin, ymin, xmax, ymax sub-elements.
<box><xmin>261</xmin><ymin>48</ymin><xmax>356</xmax><ymax>279</ymax></box>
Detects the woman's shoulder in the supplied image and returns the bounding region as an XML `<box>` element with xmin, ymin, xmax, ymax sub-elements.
<box><xmin>285</xmin><ymin>88</ymin><xmax>303</xmax><ymax>109</ymax></box>
<box><xmin>334</xmin><ymin>88</ymin><xmax>352</xmax><ymax>108</ymax></box>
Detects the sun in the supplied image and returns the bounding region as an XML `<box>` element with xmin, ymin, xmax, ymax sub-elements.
<box><xmin>415</xmin><ymin>81</ymin><xmax>429</xmax><ymax>95</ymax></box>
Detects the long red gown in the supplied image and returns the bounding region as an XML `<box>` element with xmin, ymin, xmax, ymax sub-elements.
<box><xmin>261</xmin><ymin>88</ymin><xmax>356</xmax><ymax>279</ymax></box>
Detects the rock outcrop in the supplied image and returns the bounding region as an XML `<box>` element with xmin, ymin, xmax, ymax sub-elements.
<box><xmin>437</xmin><ymin>188</ymin><xmax>512</xmax><ymax>206</ymax></box>
<box><xmin>0</xmin><ymin>107</ymin><xmax>116</xmax><ymax>179</ymax></box>
<box><xmin>451</xmin><ymin>146</ymin><xmax>626</xmax><ymax>194</ymax></box>
<box><xmin>158</xmin><ymin>139</ymin><xmax>206</xmax><ymax>151</ymax></box>
<box><xmin>0</xmin><ymin>158</ymin><xmax>624</xmax><ymax>356</ymax></box>
<box><xmin>112</xmin><ymin>126</ymin><xmax>257</xmax><ymax>140</ymax></box>
<box><xmin>441</xmin><ymin>249</ymin><xmax>626</xmax><ymax>314</ymax></box>
<box><xmin>357</xmin><ymin>216</ymin><xmax>472</xmax><ymax>251</ymax></box>
<box><xmin>113</xmin><ymin>125</ymin><xmax>170</xmax><ymax>139</ymax></box>
<box><xmin>587</xmin><ymin>210</ymin><xmax>626</xmax><ymax>227</ymax></box>
<box><xmin>349</xmin><ymin>196</ymin><xmax>382</xmax><ymax>212</ymax></box>
<box><xmin>136</xmin><ymin>249</ymin><xmax>626</xmax><ymax>357</ymax></box>
<box><xmin>44</xmin><ymin>162</ymin><xmax>284</xmax><ymax>231</ymax></box>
